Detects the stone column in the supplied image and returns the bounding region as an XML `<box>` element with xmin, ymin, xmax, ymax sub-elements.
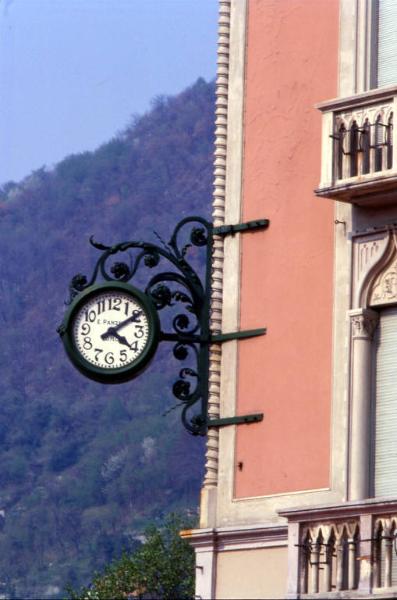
<box><xmin>285</xmin><ymin>522</ymin><xmax>301</xmax><ymax>598</ymax></box>
<box><xmin>358</xmin><ymin>513</ymin><xmax>373</xmax><ymax>594</ymax></box>
<box><xmin>348</xmin><ymin>308</ymin><xmax>379</xmax><ymax>500</ymax></box>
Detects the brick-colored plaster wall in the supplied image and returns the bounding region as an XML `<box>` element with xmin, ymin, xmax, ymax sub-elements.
<box><xmin>235</xmin><ymin>0</ymin><xmax>339</xmax><ymax>497</ymax></box>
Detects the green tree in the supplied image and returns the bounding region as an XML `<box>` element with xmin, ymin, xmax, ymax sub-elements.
<box><xmin>67</xmin><ymin>514</ymin><xmax>195</xmax><ymax>600</ymax></box>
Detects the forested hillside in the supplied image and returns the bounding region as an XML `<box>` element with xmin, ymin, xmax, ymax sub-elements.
<box><xmin>0</xmin><ymin>78</ymin><xmax>214</xmax><ymax>599</ymax></box>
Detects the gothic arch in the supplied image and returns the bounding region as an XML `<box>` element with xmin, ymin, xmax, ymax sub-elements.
<box><xmin>356</xmin><ymin>229</ymin><xmax>397</xmax><ymax>308</ymax></box>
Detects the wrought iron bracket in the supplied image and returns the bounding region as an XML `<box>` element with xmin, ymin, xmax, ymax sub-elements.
<box><xmin>159</xmin><ymin>328</ymin><xmax>266</xmax><ymax>344</ymax></box>
<box><xmin>213</xmin><ymin>218</ymin><xmax>269</xmax><ymax>236</ymax></box>
<box><xmin>61</xmin><ymin>216</ymin><xmax>269</xmax><ymax>436</ymax></box>
<box><xmin>207</xmin><ymin>413</ymin><xmax>264</xmax><ymax>428</ymax></box>
<box><xmin>211</xmin><ymin>328</ymin><xmax>266</xmax><ymax>343</ymax></box>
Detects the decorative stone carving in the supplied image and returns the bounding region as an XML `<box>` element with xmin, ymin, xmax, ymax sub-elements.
<box><xmin>370</xmin><ymin>258</ymin><xmax>397</xmax><ymax>305</ymax></box>
<box><xmin>358</xmin><ymin>239</ymin><xmax>381</xmax><ymax>275</ymax></box>
<box><xmin>352</xmin><ymin>230</ymin><xmax>390</xmax><ymax>308</ymax></box>
<box><xmin>203</xmin><ymin>0</ymin><xmax>231</xmax><ymax>491</ymax></box>
<box><xmin>350</xmin><ymin>308</ymin><xmax>379</xmax><ymax>340</ymax></box>
<box><xmin>299</xmin><ymin>520</ymin><xmax>360</xmax><ymax>594</ymax></box>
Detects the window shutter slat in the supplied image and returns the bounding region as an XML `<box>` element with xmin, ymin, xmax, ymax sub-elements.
<box><xmin>378</xmin><ymin>0</ymin><xmax>397</xmax><ymax>87</ymax></box>
<box><xmin>375</xmin><ymin>307</ymin><xmax>397</xmax><ymax>496</ymax></box>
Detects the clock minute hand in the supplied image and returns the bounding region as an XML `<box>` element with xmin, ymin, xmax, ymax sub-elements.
<box><xmin>113</xmin><ymin>310</ymin><xmax>142</xmax><ymax>333</ymax></box>
<box><xmin>100</xmin><ymin>311</ymin><xmax>142</xmax><ymax>341</ymax></box>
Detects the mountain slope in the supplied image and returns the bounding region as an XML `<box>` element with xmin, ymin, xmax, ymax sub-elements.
<box><xmin>0</xmin><ymin>78</ymin><xmax>215</xmax><ymax>599</ymax></box>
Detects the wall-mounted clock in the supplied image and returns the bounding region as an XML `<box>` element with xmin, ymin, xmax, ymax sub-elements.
<box><xmin>59</xmin><ymin>282</ymin><xmax>160</xmax><ymax>383</ymax></box>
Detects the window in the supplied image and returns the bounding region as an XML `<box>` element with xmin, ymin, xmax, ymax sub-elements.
<box><xmin>374</xmin><ymin>306</ymin><xmax>397</xmax><ymax>496</ymax></box>
<box><xmin>377</xmin><ymin>0</ymin><xmax>397</xmax><ymax>88</ymax></box>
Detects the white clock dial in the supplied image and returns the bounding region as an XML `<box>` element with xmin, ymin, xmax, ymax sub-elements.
<box><xmin>72</xmin><ymin>291</ymin><xmax>150</xmax><ymax>369</ymax></box>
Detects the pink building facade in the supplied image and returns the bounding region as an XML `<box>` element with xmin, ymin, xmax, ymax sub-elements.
<box><xmin>183</xmin><ymin>1</ymin><xmax>397</xmax><ymax>597</ymax></box>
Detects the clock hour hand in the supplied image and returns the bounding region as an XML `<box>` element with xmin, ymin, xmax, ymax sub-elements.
<box><xmin>101</xmin><ymin>328</ymin><xmax>130</xmax><ymax>348</ymax></box>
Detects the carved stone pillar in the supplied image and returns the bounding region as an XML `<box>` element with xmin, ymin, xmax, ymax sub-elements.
<box><xmin>348</xmin><ymin>308</ymin><xmax>379</xmax><ymax>500</ymax></box>
<box><xmin>358</xmin><ymin>513</ymin><xmax>372</xmax><ymax>593</ymax></box>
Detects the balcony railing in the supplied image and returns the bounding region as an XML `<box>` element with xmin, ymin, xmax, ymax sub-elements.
<box><xmin>316</xmin><ymin>86</ymin><xmax>397</xmax><ymax>206</ymax></box>
<box><xmin>280</xmin><ymin>498</ymin><xmax>397</xmax><ymax>598</ymax></box>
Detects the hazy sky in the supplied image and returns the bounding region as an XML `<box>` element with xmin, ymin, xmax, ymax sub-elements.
<box><xmin>0</xmin><ymin>0</ymin><xmax>218</xmax><ymax>184</ymax></box>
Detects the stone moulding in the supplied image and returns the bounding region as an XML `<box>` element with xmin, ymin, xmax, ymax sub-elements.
<box><xmin>181</xmin><ymin>523</ymin><xmax>288</xmax><ymax>552</ymax></box>
<box><xmin>203</xmin><ymin>0</ymin><xmax>231</xmax><ymax>496</ymax></box>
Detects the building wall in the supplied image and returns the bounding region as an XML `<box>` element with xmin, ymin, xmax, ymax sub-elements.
<box><xmin>235</xmin><ymin>0</ymin><xmax>339</xmax><ymax>499</ymax></box>
<box><xmin>192</xmin><ymin>1</ymin><xmax>343</xmax><ymax>597</ymax></box>
<box><xmin>215</xmin><ymin>0</ymin><xmax>339</xmax><ymax>519</ymax></box>
<box><xmin>216</xmin><ymin>546</ymin><xmax>287</xmax><ymax>599</ymax></box>
<box><xmin>192</xmin><ymin>1</ymin><xmax>397</xmax><ymax>597</ymax></box>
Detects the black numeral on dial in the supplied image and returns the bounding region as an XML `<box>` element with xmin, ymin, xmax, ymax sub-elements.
<box><xmin>94</xmin><ymin>348</ymin><xmax>103</xmax><ymax>362</ymax></box>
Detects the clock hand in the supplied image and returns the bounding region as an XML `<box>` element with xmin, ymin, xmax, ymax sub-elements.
<box><xmin>100</xmin><ymin>311</ymin><xmax>142</xmax><ymax>341</ymax></box>
<box><xmin>101</xmin><ymin>328</ymin><xmax>130</xmax><ymax>348</ymax></box>
<box><xmin>113</xmin><ymin>310</ymin><xmax>142</xmax><ymax>333</ymax></box>
<box><xmin>113</xmin><ymin>332</ymin><xmax>130</xmax><ymax>348</ymax></box>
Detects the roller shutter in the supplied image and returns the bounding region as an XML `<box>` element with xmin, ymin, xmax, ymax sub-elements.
<box><xmin>378</xmin><ymin>0</ymin><xmax>397</xmax><ymax>87</ymax></box>
<box><xmin>374</xmin><ymin>306</ymin><xmax>397</xmax><ymax>496</ymax></box>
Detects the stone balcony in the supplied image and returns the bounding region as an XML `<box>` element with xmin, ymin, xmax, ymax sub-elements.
<box><xmin>280</xmin><ymin>498</ymin><xmax>397</xmax><ymax>599</ymax></box>
<box><xmin>316</xmin><ymin>86</ymin><xmax>397</xmax><ymax>206</ymax></box>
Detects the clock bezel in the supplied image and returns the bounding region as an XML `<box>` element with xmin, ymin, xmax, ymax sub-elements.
<box><xmin>60</xmin><ymin>281</ymin><xmax>160</xmax><ymax>384</ymax></box>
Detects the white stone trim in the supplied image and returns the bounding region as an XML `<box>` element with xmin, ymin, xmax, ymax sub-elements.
<box><xmin>201</xmin><ymin>0</ymin><xmax>232</xmax><ymax>524</ymax></box>
<box><xmin>338</xmin><ymin>0</ymin><xmax>378</xmax><ymax>97</ymax></box>
<box><xmin>201</xmin><ymin>0</ymin><xmax>248</xmax><ymax>528</ymax></box>
<box><xmin>346</xmin><ymin>226</ymin><xmax>397</xmax><ymax>502</ymax></box>
<box><xmin>213</xmin><ymin>0</ymin><xmax>247</xmax><ymax>525</ymax></box>
<box><xmin>348</xmin><ymin>308</ymin><xmax>379</xmax><ymax>500</ymax></box>
<box><xmin>329</xmin><ymin>202</ymin><xmax>352</xmax><ymax>502</ymax></box>
<box><xmin>216</xmin><ymin>525</ymin><xmax>287</xmax><ymax>551</ymax></box>
<box><xmin>183</xmin><ymin>523</ymin><xmax>287</xmax><ymax>553</ymax></box>
<box><xmin>316</xmin><ymin>84</ymin><xmax>397</xmax><ymax>113</ymax></box>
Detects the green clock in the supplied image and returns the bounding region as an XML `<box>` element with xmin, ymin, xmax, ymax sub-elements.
<box><xmin>59</xmin><ymin>282</ymin><xmax>160</xmax><ymax>383</ymax></box>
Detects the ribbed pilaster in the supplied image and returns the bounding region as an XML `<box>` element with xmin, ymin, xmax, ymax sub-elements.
<box><xmin>203</xmin><ymin>0</ymin><xmax>230</xmax><ymax>489</ymax></box>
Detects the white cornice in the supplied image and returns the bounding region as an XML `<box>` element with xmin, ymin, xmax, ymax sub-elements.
<box><xmin>181</xmin><ymin>523</ymin><xmax>287</xmax><ymax>552</ymax></box>
<box><xmin>316</xmin><ymin>84</ymin><xmax>397</xmax><ymax>112</ymax></box>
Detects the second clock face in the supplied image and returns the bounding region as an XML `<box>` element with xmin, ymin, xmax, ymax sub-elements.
<box><xmin>72</xmin><ymin>290</ymin><xmax>150</xmax><ymax>369</ymax></box>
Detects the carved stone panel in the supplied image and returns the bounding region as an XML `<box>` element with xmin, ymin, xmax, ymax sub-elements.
<box><xmin>370</xmin><ymin>259</ymin><xmax>397</xmax><ymax>306</ymax></box>
<box><xmin>352</xmin><ymin>230</ymin><xmax>389</xmax><ymax>308</ymax></box>
<box><xmin>351</xmin><ymin>230</ymin><xmax>397</xmax><ymax>308</ymax></box>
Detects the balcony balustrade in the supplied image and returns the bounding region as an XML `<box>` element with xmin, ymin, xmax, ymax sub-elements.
<box><xmin>280</xmin><ymin>498</ymin><xmax>397</xmax><ymax>598</ymax></box>
<box><xmin>316</xmin><ymin>86</ymin><xmax>397</xmax><ymax>206</ymax></box>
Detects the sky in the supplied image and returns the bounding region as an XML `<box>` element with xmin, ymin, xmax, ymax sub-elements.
<box><xmin>0</xmin><ymin>0</ymin><xmax>218</xmax><ymax>184</ymax></box>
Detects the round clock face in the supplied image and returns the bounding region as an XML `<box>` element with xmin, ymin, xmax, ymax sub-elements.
<box><xmin>73</xmin><ymin>290</ymin><xmax>150</xmax><ymax>369</ymax></box>
<box><xmin>61</xmin><ymin>283</ymin><xmax>159</xmax><ymax>383</ymax></box>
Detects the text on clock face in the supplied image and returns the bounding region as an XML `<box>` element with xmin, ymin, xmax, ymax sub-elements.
<box><xmin>72</xmin><ymin>293</ymin><xmax>151</xmax><ymax>369</ymax></box>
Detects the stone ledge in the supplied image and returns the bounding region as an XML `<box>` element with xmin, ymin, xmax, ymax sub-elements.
<box><xmin>279</xmin><ymin>496</ymin><xmax>397</xmax><ymax>523</ymax></box>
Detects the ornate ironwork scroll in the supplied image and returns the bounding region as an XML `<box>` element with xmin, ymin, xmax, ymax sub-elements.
<box><xmin>63</xmin><ymin>216</ymin><xmax>268</xmax><ymax>436</ymax></box>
